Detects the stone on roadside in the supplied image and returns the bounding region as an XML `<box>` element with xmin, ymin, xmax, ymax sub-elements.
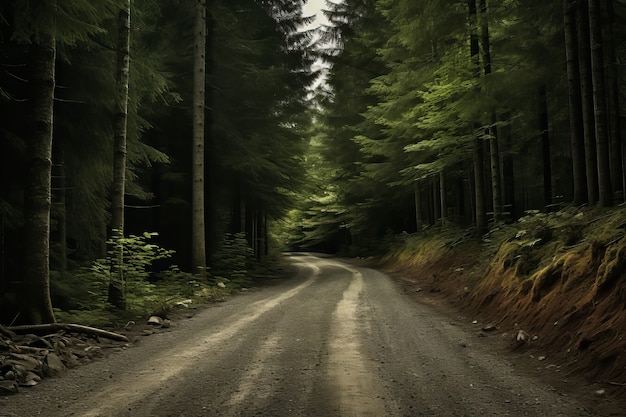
<box><xmin>43</xmin><ymin>352</ymin><xmax>66</xmax><ymax>377</ymax></box>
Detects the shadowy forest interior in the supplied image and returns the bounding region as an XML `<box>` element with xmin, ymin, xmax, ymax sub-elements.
<box><xmin>1</xmin><ymin>0</ymin><xmax>626</xmax><ymax>325</ymax></box>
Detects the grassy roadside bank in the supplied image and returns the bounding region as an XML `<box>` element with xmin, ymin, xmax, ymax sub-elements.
<box><xmin>378</xmin><ymin>205</ymin><xmax>626</xmax><ymax>395</ymax></box>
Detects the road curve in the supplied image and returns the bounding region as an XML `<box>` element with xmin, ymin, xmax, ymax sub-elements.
<box><xmin>0</xmin><ymin>254</ymin><xmax>592</xmax><ymax>416</ymax></box>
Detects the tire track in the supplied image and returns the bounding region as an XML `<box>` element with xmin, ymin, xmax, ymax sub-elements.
<box><xmin>71</xmin><ymin>260</ymin><xmax>321</xmax><ymax>417</ymax></box>
<box><xmin>327</xmin><ymin>265</ymin><xmax>387</xmax><ymax>417</ymax></box>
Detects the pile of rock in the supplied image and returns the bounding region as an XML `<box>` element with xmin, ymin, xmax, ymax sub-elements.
<box><xmin>0</xmin><ymin>325</ymin><xmax>129</xmax><ymax>394</ymax></box>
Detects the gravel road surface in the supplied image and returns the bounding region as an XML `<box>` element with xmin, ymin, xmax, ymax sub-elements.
<box><xmin>0</xmin><ymin>254</ymin><xmax>596</xmax><ymax>416</ymax></box>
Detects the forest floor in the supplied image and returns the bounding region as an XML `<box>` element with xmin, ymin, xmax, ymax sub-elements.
<box><xmin>376</xmin><ymin>204</ymin><xmax>626</xmax><ymax>409</ymax></box>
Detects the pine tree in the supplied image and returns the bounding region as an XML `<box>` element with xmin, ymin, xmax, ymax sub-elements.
<box><xmin>563</xmin><ymin>0</ymin><xmax>588</xmax><ymax>205</ymax></box>
<box><xmin>191</xmin><ymin>0</ymin><xmax>207</xmax><ymax>274</ymax></box>
<box><xmin>588</xmin><ymin>0</ymin><xmax>612</xmax><ymax>207</ymax></box>
<box><xmin>21</xmin><ymin>16</ymin><xmax>57</xmax><ymax>324</ymax></box>
<box><xmin>108</xmin><ymin>0</ymin><xmax>132</xmax><ymax>309</ymax></box>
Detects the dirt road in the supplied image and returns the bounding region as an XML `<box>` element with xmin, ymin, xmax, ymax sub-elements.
<box><xmin>0</xmin><ymin>254</ymin><xmax>596</xmax><ymax>416</ymax></box>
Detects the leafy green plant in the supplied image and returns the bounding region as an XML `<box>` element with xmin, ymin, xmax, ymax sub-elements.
<box><xmin>93</xmin><ymin>231</ymin><xmax>175</xmax><ymax>312</ymax></box>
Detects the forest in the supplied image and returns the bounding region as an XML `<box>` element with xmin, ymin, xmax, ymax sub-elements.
<box><xmin>1</xmin><ymin>0</ymin><xmax>625</xmax><ymax>327</ymax></box>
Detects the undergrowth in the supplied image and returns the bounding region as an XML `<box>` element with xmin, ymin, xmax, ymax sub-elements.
<box><xmin>51</xmin><ymin>231</ymin><xmax>267</xmax><ymax>328</ymax></box>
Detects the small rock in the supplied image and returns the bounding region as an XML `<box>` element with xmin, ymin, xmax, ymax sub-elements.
<box><xmin>538</xmin><ymin>356</ymin><xmax>546</xmax><ymax>361</ymax></box>
<box><xmin>595</xmin><ymin>389</ymin><xmax>606</xmax><ymax>396</ymax></box>
<box><xmin>147</xmin><ymin>316</ymin><xmax>164</xmax><ymax>326</ymax></box>
<box><xmin>43</xmin><ymin>352</ymin><xmax>66</xmax><ymax>377</ymax></box>
<box><xmin>175</xmin><ymin>299</ymin><xmax>193</xmax><ymax>308</ymax></box>
<box><xmin>19</xmin><ymin>371</ymin><xmax>41</xmax><ymax>387</ymax></box>
<box><xmin>516</xmin><ymin>330</ymin><xmax>530</xmax><ymax>343</ymax></box>
<box><xmin>5</xmin><ymin>353</ymin><xmax>40</xmax><ymax>371</ymax></box>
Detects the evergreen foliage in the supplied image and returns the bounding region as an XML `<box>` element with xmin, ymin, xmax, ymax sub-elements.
<box><xmin>283</xmin><ymin>0</ymin><xmax>626</xmax><ymax>252</ymax></box>
<box><xmin>0</xmin><ymin>0</ymin><xmax>314</xmax><ymax>324</ymax></box>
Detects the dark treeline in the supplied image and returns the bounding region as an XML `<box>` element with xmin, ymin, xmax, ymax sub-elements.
<box><xmin>0</xmin><ymin>0</ymin><xmax>316</xmax><ymax>324</ymax></box>
<box><xmin>286</xmin><ymin>0</ymin><xmax>626</xmax><ymax>252</ymax></box>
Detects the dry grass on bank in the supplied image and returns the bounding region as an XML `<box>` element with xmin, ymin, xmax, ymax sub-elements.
<box><xmin>381</xmin><ymin>205</ymin><xmax>626</xmax><ymax>391</ymax></box>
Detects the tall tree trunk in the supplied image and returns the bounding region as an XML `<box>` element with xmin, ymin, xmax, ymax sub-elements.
<box><xmin>256</xmin><ymin>209</ymin><xmax>265</xmax><ymax>260</ymax></box>
<box><xmin>605</xmin><ymin>0</ymin><xmax>623</xmax><ymax>200</ymax></box>
<box><xmin>108</xmin><ymin>1</ymin><xmax>131</xmax><ymax>309</ymax></box>
<box><xmin>192</xmin><ymin>0</ymin><xmax>207</xmax><ymax>274</ymax></box>
<box><xmin>501</xmin><ymin>133</ymin><xmax>516</xmax><ymax>220</ymax></box>
<box><xmin>578</xmin><ymin>0</ymin><xmax>599</xmax><ymax>203</ymax></box>
<box><xmin>588</xmin><ymin>0</ymin><xmax>613</xmax><ymax>206</ymax></box>
<box><xmin>454</xmin><ymin>176</ymin><xmax>466</xmax><ymax>224</ymax></box>
<box><xmin>480</xmin><ymin>0</ymin><xmax>501</xmax><ymax>222</ymax></box>
<box><xmin>23</xmin><ymin>32</ymin><xmax>56</xmax><ymax>324</ymax></box>
<box><xmin>439</xmin><ymin>171</ymin><xmax>447</xmax><ymax>227</ymax></box>
<box><xmin>563</xmin><ymin>0</ymin><xmax>588</xmax><ymax>205</ymax></box>
<box><xmin>51</xmin><ymin>140</ymin><xmax>67</xmax><ymax>274</ymax></box>
<box><xmin>469</xmin><ymin>0</ymin><xmax>487</xmax><ymax>236</ymax></box>
<box><xmin>539</xmin><ymin>86</ymin><xmax>553</xmax><ymax>207</ymax></box>
<box><xmin>231</xmin><ymin>177</ymin><xmax>243</xmax><ymax>234</ymax></box>
<box><xmin>414</xmin><ymin>181</ymin><xmax>422</xmax><ymax>233</ymax></box>
<box><xmin>432</xmin><ymin>175</ymin><xmax>441</xmax><ymax>223</ymax></box>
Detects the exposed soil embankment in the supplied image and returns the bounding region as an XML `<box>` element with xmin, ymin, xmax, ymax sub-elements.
<box><xmin>381</xmin><ymin>206</ymin><xmax>626</xmax><ymax>396</ymax></box>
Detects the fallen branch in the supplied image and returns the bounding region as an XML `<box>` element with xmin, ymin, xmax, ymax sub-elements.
<box><xmin>5</xmin><ymin>323</ymin><xmax>129</xmax><ymax>343</ymax></box>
